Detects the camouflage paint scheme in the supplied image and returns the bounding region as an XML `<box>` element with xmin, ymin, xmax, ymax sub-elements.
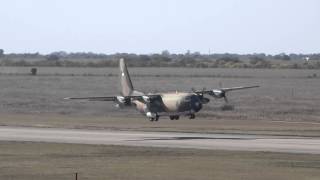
<box><xmin>119</xmin><ymin>59</ymin><xmax>202</xmax><ymax>120</ymax></box>
<box><xmin>65</xmin><ymin>59</ymin><xmax>258</xmax><ymax>121</ymax></box>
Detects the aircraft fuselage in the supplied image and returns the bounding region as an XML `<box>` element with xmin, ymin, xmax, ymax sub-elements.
<box><xmin>133</xmin><ymin>92</ymin><xmax>202</xmax><ymax>118</ymax></box>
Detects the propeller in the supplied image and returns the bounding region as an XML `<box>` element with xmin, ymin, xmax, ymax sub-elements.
<box><xmin>218</xmin><ymin>81</ymin><xmax>228</xmax><ymax>103</ymax></box>
<box><xmin>197</xmin><ymin>87</ymin><xmax>206</xmax><ymax>98</ymax></box>
<box><xmin>191</xmin><ymin>87</ymin><xmax>196</xmax><ymax>93</ymax></box>
<box><xmin>201</xmin><ymin>87</ymin><xmax>206</xmax><ymax>96</ymax></box>
<box><xmin>192</xmin><ymin>87</ymin><xmax>210</xmax><ymax>104</ymax></box>
<box><xmin>223</xmin><ymin>92</ymin><xmax>228</xmax><ymax>103</ymax></box>
<box><xmin>209</xmin><ymin>89</ymin><xmax>228</xmax><ymax>104</ymax></box>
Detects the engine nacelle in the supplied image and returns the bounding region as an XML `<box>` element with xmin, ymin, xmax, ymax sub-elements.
<box><xmin>209</xmin><ymin>90</ymin><xmax>225</xmax><ymax>98</ymax></box>
<box><xmin>115</xmin><ymin>96</ymin><xmax>131</xmax><ymax>108</ymax></box>
<box><xmin>116</xmin><ymin>96</ymin><xmax>126</xmax><ymax>103</ymax></box>
<box><xmin>142</xmin><ymin>96</ymin><xmax>151</xmax><ymax>103</ymax></box>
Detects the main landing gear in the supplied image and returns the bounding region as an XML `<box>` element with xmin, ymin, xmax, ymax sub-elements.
<box><xmin>149</xmin><ymin>115</ymin><xmax>159</xmax><ymax>122</ymax></box>
<box><xmin>169</xmin><ymin>114</ymin><xmax>195</xmax><ymax>120</ymax></box>
<box><xmin>169</xmin><ymin>115</ymin><xmax>180</xmax><ymax>120</ymax></box>
<box><xmin>149</xmin><ymin>114</ymin><xmax>195</xmax><ymax>121</ymax></box>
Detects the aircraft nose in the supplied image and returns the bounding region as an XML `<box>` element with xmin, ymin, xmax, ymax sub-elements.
<box><xmin>194</xmin><ymin>101</ymin><xmax>202</xmax><ymax>112</ymax></box>
<box><xmin>191</xmin><ymin>95</ymin><xmax>202</xmax><ymax>112</ymax></box>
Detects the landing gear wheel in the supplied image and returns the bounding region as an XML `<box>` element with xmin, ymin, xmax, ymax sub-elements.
<box><xmin>170</xmin><ymin>115</ymin><xmax>180</xmax><ymax>120</ymax></box>
<box><xmin>155</xmin><ymin>115</ymin><xmax>159</xmax><ymax>121</ymax></box>
<box><xmin>149</xmin><ymin>118</ymin><xmax>155</xmax><ymax>122</ymax></box>
<box><xmin>189</xmin><ymin>114</ymin><xmax>195</xmax><ymax>119</ymax></box>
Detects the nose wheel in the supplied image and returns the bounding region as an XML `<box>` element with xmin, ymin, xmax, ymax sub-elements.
<box><xmin>189</xmin><ymin>114</ymin><xmax>195</xmax><ymax>119</ymax></box>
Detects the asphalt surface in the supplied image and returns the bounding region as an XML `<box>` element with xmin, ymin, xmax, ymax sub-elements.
<box><xmin>0</xmin><ymin>126</ymin><xmax>319</xmax><ymax>154</ymax></box>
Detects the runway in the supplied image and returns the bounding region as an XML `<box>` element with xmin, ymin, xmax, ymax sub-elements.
<box><xmin>0</xmin><ymin>126</ymin><xmax>319</xmax><ymax>154</ymax></box>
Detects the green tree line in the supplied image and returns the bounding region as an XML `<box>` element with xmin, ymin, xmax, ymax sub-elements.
<box><xmin>0</xmin><ymin>49</ymin><xmax>320</xmax><ymax>69</ymax></box>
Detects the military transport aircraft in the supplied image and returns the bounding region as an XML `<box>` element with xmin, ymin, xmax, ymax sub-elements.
<box><xmin>65</xmin><ymin>59</ymin><xmax>259</xmax><ymax>121</ymax></box>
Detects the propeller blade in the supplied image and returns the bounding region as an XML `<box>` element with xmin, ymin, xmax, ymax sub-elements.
<box><xmin>223</xmin><ymin>95</ymin><xmax>228</xmax><ymax>103</ymax></box>
<box><xmin>202</xmin><ymin>87</ymin><xmax>206</xmax><ymax>94</ymax></box>
<box><xmin>191</xmin><ymin>87</ymin><xmax>196</xmax><ymax>93</ymax></box>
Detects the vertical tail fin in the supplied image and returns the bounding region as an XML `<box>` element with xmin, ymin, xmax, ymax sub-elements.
<box><xmin>119</xmin><ymin>58</ymin><xmax>134</xmax><ymax>96</ymax></box>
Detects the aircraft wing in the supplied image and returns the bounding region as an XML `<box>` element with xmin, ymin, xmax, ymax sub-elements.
<box><xmin>64</xmin><ymin>96</ymin><xmax>116</xmax><ymax>101</ymax></box>
<box><xmin>219</xmin><ymin>85</ymin><xmax>260</xmax><ymax>92</ymax></box>
<box><xmin>195</xmin><ymin>85</ymin><xmax>259</xmax><ymax>94</ymax></box>
<box><xmin>64</xmin><ymin>94</ymin><xmax>161</xmax><ymax>102</ymax></box>
<box><xmin>194</xmin><ymin>85</ymin><xmax>259</xmax><ymax>103</ymax></box>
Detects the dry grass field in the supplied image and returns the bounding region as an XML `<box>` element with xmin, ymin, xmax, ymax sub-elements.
<box><xmin>0</xmin><ymin>67</ymin><xmax>320</xmax><ymax>179</ymax></box>
<box><xmin>0</xmin><ymin>67</ymin><xmax>319</xmax><ymax>136</ymax></box>
<box><xmin>1</xmin><ymin>141</ymin><xmax>320</xmax><ymax>180</ymax></box>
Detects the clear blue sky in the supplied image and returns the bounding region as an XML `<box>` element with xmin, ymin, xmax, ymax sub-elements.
<box><xmin>1</xmin><ymin>0</ymin><xmax>319</xmax><ymax>54</ymax></box>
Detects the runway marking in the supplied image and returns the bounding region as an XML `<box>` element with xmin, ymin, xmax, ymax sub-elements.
<box><xmin>0</xmin><ymin>126</ymin><xmax>320</xmax><ymax>154</ymax></box>
<box><xmin>269</xmin><ymin>120</ymin><xmax>320</xmax><ymax>125</ymax></box>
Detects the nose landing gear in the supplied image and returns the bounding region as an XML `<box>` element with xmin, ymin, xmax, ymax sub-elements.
<box><xmin>189</xmin><ymin>114</ymin><xmax>195</xmax><ymax>119</ymax></box>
